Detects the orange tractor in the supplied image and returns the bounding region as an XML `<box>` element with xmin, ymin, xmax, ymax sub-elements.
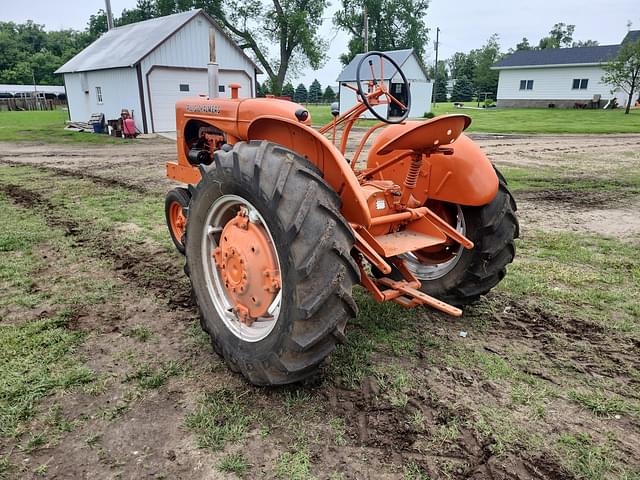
<box><xmin>164</xmin><ymin>53</ymin><xmax>519</xmax><ymax>385</ymax></box>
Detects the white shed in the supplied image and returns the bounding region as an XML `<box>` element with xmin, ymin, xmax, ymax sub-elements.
<box><xmin>336</xmin><ymin>49</ymin><xmax>432</xmax><ymax>119</ymax></box>
<box><xmin>55</xmin><ymin>9</ymin><xmax>260</xmax><ymax>133</ymax></box>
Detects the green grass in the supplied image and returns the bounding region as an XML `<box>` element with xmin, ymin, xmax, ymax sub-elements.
<box><xmin>557</xmin><ymin>432</ymin><xmax>624</xmax><ymax>480</ymax></box>
<box><xmin>186</xmin><ymin>388</ymin><xmax>254</xmax><ymax>451</ymax></box>
<box><xmin>0</xmin><ymin>110</ymin><xmax>133</xmax><ymax>143</ymax></box>
<box><xmin>217</xmin><ymin>452</ymin><xmax>250</xmax><ymax>476</ymax></box>
<box><xmin>0</xmin><ymin>315</ymin><xmax>95</xmax><ymax>437</ymax></box>
<box><xmin>275</xmin><ymin>443</ymin><xmax>312</xmax><ymax>480</ymax></box>
<box><xmin>501</xmin><ymin>230</ymin><xmax>640</xmax><ymax>333</ymax></box>
<box><xmin>305</xmin><ymin>102</ymin><xmax>640</xmax><ymax>134</ymax></box>
<box><xmin>500</xmin><ymin>166</ymin><xmax>640</xmax><ymax>194</ymax></box>
<box><xmin>569</xmin><ymin>390</ymin><xmax>639</xmax><ymax>418</ymax></box>
<box><xmin>124</xmin><ymin>362</ymin><xmax>183</xmax><ymax>389</ymax></box>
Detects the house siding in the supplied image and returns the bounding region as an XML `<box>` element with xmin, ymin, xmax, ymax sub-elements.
<box><xmin>63</xmin><ymin>68</ymin><xmax>143</xmax><ymax>131</ymax></box>
<box><xmin>496</xmin><ymin>66</ymin><xmax>625</xmax><ymax>108</ymax></box>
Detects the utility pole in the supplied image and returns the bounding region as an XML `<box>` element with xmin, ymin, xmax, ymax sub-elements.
<box><xmin>432</xmin><ymin>27</ymin><xmax>440</xmax><ymax>109</ymax></box>
<box><xmin>105</xmin><ymin>0</ymin><xmax>114</xmax><ymax>30</ymax></box>
<box><xmin>363</xmin><ymin>7</ymin><xmax>369</xmax><ymax>53</ymax></box>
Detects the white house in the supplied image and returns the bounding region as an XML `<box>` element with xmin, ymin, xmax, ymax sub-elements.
<box><xmin>336</xmin><ymin>49</ymin><xmax>432</xmax><ymax>119</ymax></box>
<box><xmin>55</xmin><ymin>9</ymin><xmax>260</xmax><ymax>133</ymax></box>
<box><xmin>493</xmin><ymin>31</ymin><xmax>640</xmax><ymax>109</ymax></box>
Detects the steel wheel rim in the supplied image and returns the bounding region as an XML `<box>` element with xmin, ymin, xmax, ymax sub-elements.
<box><xmin>170</xmin><ymin>202</ymin><xmax>186</xmax><ymax>240</ymax></box>
<box><xmin>202</xmin><ymin>194</ymin><xmax>282</xmax><ymax>342</ymax></box>
<box><xmin>400</xmin><ymin>205</ymin><xmax>466</xmax><ymax>280</ymax></box>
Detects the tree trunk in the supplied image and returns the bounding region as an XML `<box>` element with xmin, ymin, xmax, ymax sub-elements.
<box><xmin>625</xmin><ymin>88</ymin><xmax>633</xmax><ymax>114</ymax></box>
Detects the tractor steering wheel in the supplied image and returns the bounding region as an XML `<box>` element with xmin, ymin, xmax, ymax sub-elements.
<box><xmin>355</xmin><ymin>51</ymin><xmax>411</xmax><ymax>124</ymax></box>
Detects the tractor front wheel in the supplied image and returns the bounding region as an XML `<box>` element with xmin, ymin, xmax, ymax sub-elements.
<box><xmin>185</xmin><ymin>141</ymin><xmax>359</xmax><ymax>385</ymax></box>
<box><xmin>165</xmin><ymin>187</ymin><xmax>191</xmax><ymax>254</ymax></box>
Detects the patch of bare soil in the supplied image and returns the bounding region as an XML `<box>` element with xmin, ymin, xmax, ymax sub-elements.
<box><xmin>515</xmin><ymin>190</ymin><xmax>640</xmax><ymax>240</ymax></box>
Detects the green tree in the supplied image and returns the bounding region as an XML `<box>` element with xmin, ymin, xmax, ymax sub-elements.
<box><xmin>198</xmin><ymin>0</ymin><xmax>328</xmax><ymax>95</ymax></box>
<box><xmin>515</xmin><ymin>37</ymin><xmax>532</xmax><ymax>51</ymax></box>
<box><xmin>308</xmin><ymin>79</ymin><xmax>322</xmax><ymax>103</ymax></box>
<box><xmin>293</xmin><ymin>83</ymin><xmax>308</xmax><ymax>103</ymax></box>
<box><xmin>256</xmin><ymin>80</ymin><xmax>265</xmax><ymax>97</ymax></box>
<box><xmin>602</xmin><ymin>38</ymin><xmax>640</xmax><ymax>114</ymax></box>
<box><xmin>538</xmin><ymin>23</ymin><xmax>575</xmax><ymax>49</ymax></box>
<box><xmin>333</xmin><ymin>0</ymin><xmax>429</xmax><ymax>65</ymax></box>
<box><xmin>448</xmin><ymin>52</ymin><xmax>475</xmax><ymax>82</ymax></box>
<box><xmin>450</xmin><ymin>75</ymin><xmax>473</xmax><ymax>102</ymax></box>
<box><xmin>282</xmin><ymin>82</ymin><xmax>295</xmax><ymax>98</ymax></box>
<box><xmin>572</xmin><ymin>39</ymin><xmax>599</xmax><ymax>47</ymax></box>
<box><xmin>429</xmin><ymin>60</ymin><xmax>448</xmax><ymax>103</ymax></box>
<box><xmin>472</xmin><ymin>34</ymin><xmax>502</xmax><ymax>98</ymax></box>
<box><xmin>322</xmin><ymin>85</ymin><xmax>336</xmax><ymax>103</ymax></box>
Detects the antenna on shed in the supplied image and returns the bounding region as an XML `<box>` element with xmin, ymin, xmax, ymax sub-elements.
<box><xmin>105</xmin><ymin>0</ymin><xmax>114</xmax><ymax>30</ymax></box>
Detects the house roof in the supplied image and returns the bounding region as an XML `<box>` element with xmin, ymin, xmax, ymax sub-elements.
<box><xmin>494</xmin><ymin>30</ymin><xmax>640</xmax><ymax>69</ymax></box>
<box><xmin>55</xmin><ymin>9</ymin><xmax>260</xmax><ymax>74</ymax></box>
<box><xmin>623</xmin><ymin>30</ymin><xmax>640</xmax><ymax>44</ymax></box>
<box><xmin>493</xmin><ymin>44</ymin><xmax>621</xmax><ymax>69</ymax></box>
<box><xmin>336</xmin><ymin>49</ymin><xmax>426</xmax><ymax>82</ymax></box>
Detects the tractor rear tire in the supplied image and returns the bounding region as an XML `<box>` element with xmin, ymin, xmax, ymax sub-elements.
<box><xmin>385</xmin><ymin>170</ymin><xmax>519</xmax><ymax>306</ymax></box>
<box><xmin>165</xmin><ymin>187</ymin><xmax>191</xmax><ymax>254</ymax></box>
<box><xmin>184</xmin><ymin>141</ymin><xmax>359</xmax><ymax>385</ymax></box>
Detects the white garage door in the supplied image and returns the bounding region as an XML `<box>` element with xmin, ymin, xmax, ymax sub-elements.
<box><xmin>149</xmin><ymin>68</ymin><xmax>208</xmax><ymax>132</ymax></box>
<box><xmin>148</xmin><ymin>68</ymin><xmax>253</xmax><ymax>132</ymax></box>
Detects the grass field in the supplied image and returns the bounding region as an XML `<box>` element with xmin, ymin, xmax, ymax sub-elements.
<box><xmin>0</xmin><ymin>110</ymin><xmax>130</xmax><ymax>144</ymax></box>
<box><xmin>306</xmin><ymin>103</ymin><xmax>640</xmax><ymax>134</ymax></box>
<box><xmin>1</xmin><ymin>101</ymin><xmax>639</xmax><ymax>145</ymax></box>
<box><xmin>0</xmin><ymin>132</ymin><xmax>638</xmax><ymax>477</ymax></box>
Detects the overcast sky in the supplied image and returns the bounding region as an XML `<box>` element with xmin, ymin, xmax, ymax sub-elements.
<box><xmin>6</xmin><ymin>0</ymin><xmax>639</xmax><ymax>86</ymax></box>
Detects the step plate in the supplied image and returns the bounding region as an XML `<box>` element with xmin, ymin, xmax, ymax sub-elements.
<box><xmin>374</xmin><ymin>231</ymin><xmax>444</xmax><ymax>257</ymax></box>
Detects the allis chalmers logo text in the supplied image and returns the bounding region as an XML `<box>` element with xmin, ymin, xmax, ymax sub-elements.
<box><xmin>186</xmin><ymin>104</ymin><xmax>221</xmax><ymax>114</ymax></box>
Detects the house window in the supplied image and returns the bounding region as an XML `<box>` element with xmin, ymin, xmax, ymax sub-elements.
<box><xmin>218</xmin><ymin>85</ymin><xmax>225</xmax><ymax>93</ymax></box>
<box><xmin>179</xmin><ymin>84</ymin><xmax>189</xmax><ymax>92</ymax></box>
<box><xmin>96</xmin><ymin>86</ymin><xmax>103</xmax><ymax>104</ymax></box>
<box><xmin>519</xmin><ymin>80</ymin><xmax>534</xmax><ymax>90</ymax></box>
<box><xmin>572</xmin><ymin>78</ymin><xmax>589</xmax><ymax>90</ymax></box>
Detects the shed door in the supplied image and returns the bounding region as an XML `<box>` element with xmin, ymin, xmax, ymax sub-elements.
<box><xmin>148</xmin><ymin>68</ymin><xmax>253</xmax><ymax>132</ymax></box>
<box><xmin>148</xmin><ymin>68</ymin><xmax>208</xmax><ymax>132</ymax></box>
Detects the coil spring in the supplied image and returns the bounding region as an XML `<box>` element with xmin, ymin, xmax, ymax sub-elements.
<box><xmin>404</xmin><ymin>155</ymin><xmax>422</xmax><ymax>190</ymax></box>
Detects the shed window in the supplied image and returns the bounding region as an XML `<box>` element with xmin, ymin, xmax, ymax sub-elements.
<box><xmin>519</xmin><ymin>80</ymin><xmax>534</xmax><ymax>90</ymax></box>
<box><xmin>96</xmin><ymin>86</ymin><xmax>103</xmax><ymax>104</ymax></box>
<box><xmin>218</xmin><ymin>85</ymin><xmax>225</xmax><ymax>93</ymax></box>
<box><xmin>572</xmin><ymin>78</ymin><xmax>589</xmax><ymax>90</ymax></box>
<box><xmin>179</xmin><ymin>84</ymin><xmax>190</xmax><ymax>92</ymax></box>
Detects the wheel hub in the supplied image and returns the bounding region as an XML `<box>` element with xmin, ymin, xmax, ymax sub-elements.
<box><xmin>213</xmin><ymin>208</ymin><xmax>280</xmax><ymax>325</ymax></box>
<box><xmin>170</xmin><ymin>202</ymin><xmax>187</xmax><ymax>238</ymax></box>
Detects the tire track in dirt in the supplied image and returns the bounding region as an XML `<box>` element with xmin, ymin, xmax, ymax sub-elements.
<box><xmin>0</xmin><ymin>183</ymin><xmax>192</xmax><ymax>310</ymax></box>
<box><xmin>325</xmin><ymin>377</ymin><xmax>571</xmax><ymax>479</ymax></box>
<box><xmin>0</xmin><ymin>159</ymin><xmax>151</xmax><ymax>194</ymax></box>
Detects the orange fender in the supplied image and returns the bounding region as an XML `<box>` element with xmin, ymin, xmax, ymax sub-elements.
<box><xmin>367</xmin><ymin>133</ymin><xmax>498</xmax><ymax>207</ymax></box>
<box><xmin>247</xmin><ymin>116</ymin><xmax>371</xmax><ymax>227</ymax></box>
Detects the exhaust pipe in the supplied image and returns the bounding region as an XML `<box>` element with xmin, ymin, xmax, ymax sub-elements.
<box><xmin>208</xmin><ymin>62</ymin><xmax>219</xmax><ymax>99</ymax></box>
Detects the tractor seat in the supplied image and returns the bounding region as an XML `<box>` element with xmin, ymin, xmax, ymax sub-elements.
<box><xmin>373</xmin><ymin>114</ymin><xmax>472</xmax><ymax>156</ymax></box>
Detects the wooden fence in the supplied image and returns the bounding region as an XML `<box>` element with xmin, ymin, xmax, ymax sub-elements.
<box><xmin>0</xmin><ymin>97</ymin><xmax>67</xmax><ymax>112</ymax></box>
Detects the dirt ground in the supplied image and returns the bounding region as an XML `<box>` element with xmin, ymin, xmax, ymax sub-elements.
<box><xmin>0</xmin><ymin>132</ymin><xmax>639</xmax><ymax>479</ymax></box>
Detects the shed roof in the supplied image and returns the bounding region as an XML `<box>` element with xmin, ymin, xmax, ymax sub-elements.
<box><xmin>336</xmin><ymin>49</ymin><xmax>426</xmax><ymax>82</ymax></box>
<box><xmin>494</xmin><ymin>30</ymin><xmax>640</xmax><ymax>69</ymax></box>
<box><xmin>55</xmin><ymin>9</ymin><xmax>260</xmax><ymax>74</ymax></box>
